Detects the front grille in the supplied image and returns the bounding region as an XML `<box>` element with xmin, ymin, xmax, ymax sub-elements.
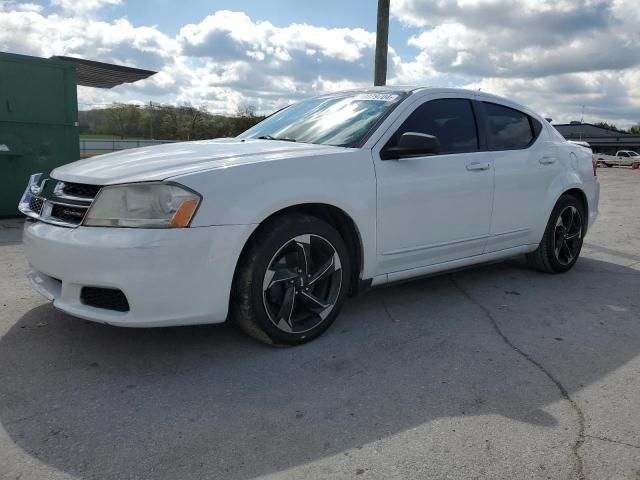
<box><xmin>20</xmin><ymin>176</ymin><xmax>101</xmax><ymax>228</ymax></box>
<box><xmin>29</xmin><ymin>197</ymin><xmax>44</xmax><ymax>215</ymax></box>
<box><xmin>50</xmin><ymin>204</ymin><xmax>88</xmax><ymax>225</ymax></box>
<box><xmin>61</xmin><ymin>182</ymin><xmax>101</xmax><ymax>199</ymax></box>
<box><xmin>80</xmin><ymin>287</ymin><xmax>130</xmax><ymax>312</ymax></box>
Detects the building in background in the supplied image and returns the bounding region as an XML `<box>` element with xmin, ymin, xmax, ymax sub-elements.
<box><xmin>553</xmin><ymin>122</ymin><xmax>640</xmax><ymax>155</ymax></box>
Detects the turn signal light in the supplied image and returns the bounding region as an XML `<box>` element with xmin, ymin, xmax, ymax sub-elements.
<box><xmin>170</xmin><ymin>198</ymin><xmax>200</xmax><ymax>228</ymax></box>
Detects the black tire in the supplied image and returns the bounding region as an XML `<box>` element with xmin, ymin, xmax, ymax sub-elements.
<box><xmin>232</xmin><ymin>214</ymin><xmax>351</xmax><ymax>346</ymax></box>
<box><xmin>526</xmin><ymin>194</ymin><xmax>585</xmax><ymax>273</ymax></box>
<box><xmin>603</xmin><ymin>162</ymin><xmax>613</xmax><ymax>168</ymax></box>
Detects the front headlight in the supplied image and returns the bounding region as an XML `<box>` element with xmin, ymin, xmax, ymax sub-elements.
<box><xmin>84</xmin><ymin>182</ymin><xmax>201</xmax><ymax>228</ymax></box>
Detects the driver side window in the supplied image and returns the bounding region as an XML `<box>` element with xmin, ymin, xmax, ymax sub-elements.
<box><xmin>394</xmin><ymin>98</ymin><xmax>479</xmax><ymax>154</ymax></box>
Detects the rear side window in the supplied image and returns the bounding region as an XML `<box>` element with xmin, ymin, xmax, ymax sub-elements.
<box><xmin>484</xmin><ymin>102</ymin><xmax>536</xmax><ymax>150</ymax></box>
<box><xmin>395</xmin><ymin>99</ymin><xmax>479</xmax><ymax>154</ymax></box>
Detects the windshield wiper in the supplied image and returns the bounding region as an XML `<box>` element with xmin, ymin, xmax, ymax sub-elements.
<box><xmin>257</xmin><ymin>135</ymin><xmax>297</xmax><ymax>142</ymax></box>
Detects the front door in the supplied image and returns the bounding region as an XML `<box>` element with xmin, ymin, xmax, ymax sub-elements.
<box><xmin>375</xmin><ymin>97</ymin><xmax>495</xmax><ymax>274</ymax></box>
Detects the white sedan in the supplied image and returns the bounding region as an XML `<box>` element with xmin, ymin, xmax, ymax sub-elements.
<box><xmin>19</xmin><ymin>87</ymin><xmax>599</xmax><ymax>345</ymax></box>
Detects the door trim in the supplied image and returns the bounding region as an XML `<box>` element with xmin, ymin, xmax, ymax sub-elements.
<box><xmin>381</xmin><ymin>233</ymin><xmax>491</xmax><ymax>256</ymax></box>
<box><xmin>372</xmin><ymin>244</ymin><xmax>535</xmax><ymax>286</ymax></box>
<box><xmin>491</xmin><ymin>227</ymin><xmax>531</xmax><ymax>237</ymax></box>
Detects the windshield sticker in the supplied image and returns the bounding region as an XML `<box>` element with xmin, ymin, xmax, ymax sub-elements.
<box><xmin>353</xmin><ymin>93</ymin><xmax>399</xmax><ymax>102</ymax></box>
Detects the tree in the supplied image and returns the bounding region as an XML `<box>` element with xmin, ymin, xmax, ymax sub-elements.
<box><xmin>234</xmin><ymin>105</ymin><xmax>262</xmax><ymax>133</ymax></box>
<box><xmin>78</xmin><ymin>103</ymin><xmax>266</xmax><ymax>140</ymax></box>
<box><xmin>94</xmin><ymin>104</ymin><xmax>144</xmax><ymax>138</ymax></box>
<box><xmin>594</xmin><ymin>121</ymin><xmax>622</xmax><ymax>132</ymax></box>
<box><xmin>157</xmin><ymin>105</ymin><xmax>179</xmax><ymax>139</ymax></box>
<box><xmin>627</xmin><ymin>124</ymin><xmax>640</xmax><ymax>135</ymax></box>
<box><xmin>236</xmin><ymin>105</ymin><xmax>256</xmax><ymax>117</ymax></box>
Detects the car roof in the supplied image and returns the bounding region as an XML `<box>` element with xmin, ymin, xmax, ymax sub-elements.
<box><xmin>341</xmin><ymin>85</ymin><xmax>468</xmax><ymax>94</ymax></box>
<box><xmin>338</xmin><ymin>86</ymin><xmax>531</xmax><ymax>107</ymax></box>
<box><xmin>325</xmin><ymin>86</ymin><xmax>541</xmax><ymax>120</ymax></box>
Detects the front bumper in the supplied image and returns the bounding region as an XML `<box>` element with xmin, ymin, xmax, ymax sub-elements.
<box><xmin>23</xmin><ymin>221</ymin><xmax>255</xmax><ymax>327</ymax></box>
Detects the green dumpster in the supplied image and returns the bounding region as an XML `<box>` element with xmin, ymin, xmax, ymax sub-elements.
<box><xmin>0</xmin><ymin>52</ymin><xmax>79</xmax><ymax>217</ymax></box>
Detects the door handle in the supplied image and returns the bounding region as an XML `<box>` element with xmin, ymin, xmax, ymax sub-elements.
<box><xmin>466</xmin><ymin>162</ymin><xmax>491</xmax><ymax>171</ymax></box>
<box><xmin>539</xmin><ymin>156</ymin><xmax>556</xmax><ymax>165</ymax></box>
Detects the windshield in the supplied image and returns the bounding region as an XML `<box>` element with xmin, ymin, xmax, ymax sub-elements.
<box><xmin>238</xmin><ymin>91</ymin><xmax>407</xmax><ymax>147</ymax></box>
<box><xmin>627</xmin><ymin>151</ymin><xmax>639</xmax><ymax>157</ymax></box>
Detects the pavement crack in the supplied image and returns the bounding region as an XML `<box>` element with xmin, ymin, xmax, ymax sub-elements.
<box><xmin>449</xmin><ymin>275</ymin><xmax>587</xmax><ymax>480</ymax></box>
<box><xmin>380</xmin><ymin>296</ymin><xmax>399</xmax><ymax>324</ymax></box>
<box><xmin>586</xmin><ymin>434</ymin><xmax>640</xmax><ymax>449</ymax></box>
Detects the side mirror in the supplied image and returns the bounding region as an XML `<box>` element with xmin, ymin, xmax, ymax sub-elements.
<box><xmin>381</xmin><ymin>132</ymin><xmax>440</xmax><ymax>160</ymax></box>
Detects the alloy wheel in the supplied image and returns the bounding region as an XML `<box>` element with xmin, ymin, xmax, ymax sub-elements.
<box><xmin>553</xmin><ymin>205</ymin><xmax>583</xmax><ymax>266</ymax></box>
<box><xmin>262</xmin><ymin>234</ymin><xmax>342</xmax><ymax>334</ymax></box>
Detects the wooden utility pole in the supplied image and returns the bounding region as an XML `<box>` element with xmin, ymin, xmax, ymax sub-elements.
<box><xmin>149</xmin><ymin>101</ymin><xmax>154</xmax><ymax>140</ymax></box>
<box><xmin>374</xmin><ymin>0</ymin><xmax>390</xmax><ymax>86</ymax></box>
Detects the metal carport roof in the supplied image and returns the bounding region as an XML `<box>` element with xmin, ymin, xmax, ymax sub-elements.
<box><xmin>50</xmin><ymin>56</ymin><xmax>156</xmax><ymax>89</ymax></box>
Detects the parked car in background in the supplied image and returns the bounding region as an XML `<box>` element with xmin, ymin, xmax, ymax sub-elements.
<box><xmin>18</xmin><ymin>87</ymin><xmax>599</xmax><ymax>345</ymax></box>
<box><xmin>596</xmin><ymin>150</ymin><xmax>640</xmax><ymax>168</ymax></box>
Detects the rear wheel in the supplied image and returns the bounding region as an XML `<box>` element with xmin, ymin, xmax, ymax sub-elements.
<box><xmin>232</xmin><ymin>214</ymin><xmax>350</xmax><ymax>345</ymax></box>
<box><xmin>526</xmin><ymin>195</ymin><xmax>585</xmax><ymax>273</ymax></box>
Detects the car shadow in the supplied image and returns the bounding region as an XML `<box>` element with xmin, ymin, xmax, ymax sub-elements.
<box><xmin>0</xmin><ymin>257</ymin><xmax>638</xmax><ymax>479</ymax></box>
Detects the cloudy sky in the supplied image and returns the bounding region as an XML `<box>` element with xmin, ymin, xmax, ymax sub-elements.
<box><xmin>1</xmin><ymin>0</ymin><xmax>639</xmax><ymax>127</ymax></box>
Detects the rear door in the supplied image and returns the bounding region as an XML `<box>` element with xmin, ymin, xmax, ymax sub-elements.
<box><xmin>481</xmin><ymin>101</ymin><xmax>560</xmax><ymax>252</ymax></box>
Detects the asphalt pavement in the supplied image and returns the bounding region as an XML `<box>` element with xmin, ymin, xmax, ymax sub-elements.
<box><xmin>1</xmin><ymin>167</ymin><xmax>639</xmax><ymax>480</ymax></box>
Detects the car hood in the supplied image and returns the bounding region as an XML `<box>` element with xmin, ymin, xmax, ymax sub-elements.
<box><xmin>51</xmin><ymin>138</ymin><xmax>348</xmax><ymax>185</ymax></box>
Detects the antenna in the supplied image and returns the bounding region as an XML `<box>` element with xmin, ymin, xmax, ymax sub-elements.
<box><xmin>580</xmin><ymin>105</ymin><xmax>585</xmax><ymax>124</ymax></box>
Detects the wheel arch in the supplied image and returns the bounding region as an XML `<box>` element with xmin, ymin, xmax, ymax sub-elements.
<box><xmin>234</xmin><ymin>203</ymin><xmax>366</xmax><ymax>296</ymax></box>
<box><xmin>560</xmin><ymin>187</ymin><xmax>589</xmax><ymax>233</ymax></box>
<box><xmin>535</xmin><ymin>181</ymin><xmax>590</xmax><ymax>247</ymax></box>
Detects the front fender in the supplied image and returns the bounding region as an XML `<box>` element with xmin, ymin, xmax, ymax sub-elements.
<box><xmin>173</xmin><ymin>151</ymin><xmax>378</xmax><ymax>279</ymax></box>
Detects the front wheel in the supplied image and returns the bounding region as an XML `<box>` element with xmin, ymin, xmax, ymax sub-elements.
<box><xmin>232</xmin><ymin>214</ymin><xmax>351</xmax><ymax>345</ymax></box>
<box><xmin>526</xmin><ymin>195</ymin><xmax>585</xmax><ymax>273</ymax></box>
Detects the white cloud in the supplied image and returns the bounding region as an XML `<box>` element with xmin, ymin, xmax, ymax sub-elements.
<box><xmin>395</xmin><ymin>0</ymin><xmax>640</xmax><ymax>78</ymax></box>
<box><xmin>0</xmin><ymin>1</ymin><xmax>639</xmax><ymax>127</ymax></box>
<box><xmin>0</xmin><ymin>1</ymin><xmax>42</xmax><ymax>12</ymax></box>
<box><xmin>178</xmin><ymin>10</ymin><xmax>375</xmax><ymax>63</ymax></box>
<box><xmin>391</xmin><ymin>0</ymin><xmax>640</xmax><ymax>127</ymax></box>
<box><xmin>174</xmin><ymin>10</ymin><xmax>381</xmax><ymax>110</ymax></box>
<box><xmin>50</xmin><ymin>0</ymin><xmax>121</xmax><ymax>14</ymax></box>
<box><xmin>0</xmin><ymin>9</ymin><xmax>177</xmax><ymax>67</ymax></box>
<box><xmin>464</xmin><ymin>72</ymin><xmax>640</xmax><ymax>127</ymax></box>
<box><xmin>0</xmin><ymin>6</ymin><xmax>381</xmax><ymax>114</ymax></box>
